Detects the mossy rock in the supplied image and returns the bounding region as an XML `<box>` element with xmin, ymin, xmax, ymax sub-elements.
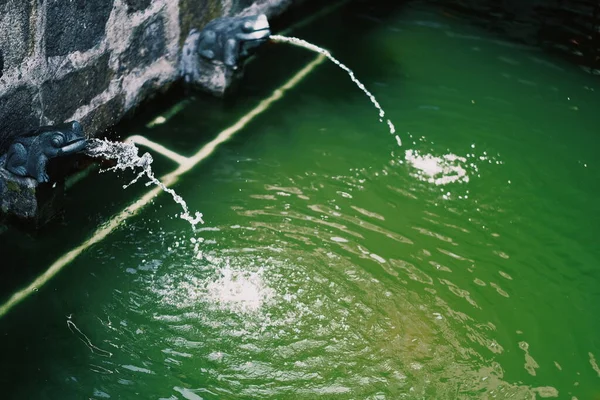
<box><xmin>6</xmin><ymin>180</ymin><xmax>21</xmax><ymax>193</ymax></box>
<box><xmin>179</xmin><ymin>0</ymin><xmax>223</xmax><ymax>45</ymax></box>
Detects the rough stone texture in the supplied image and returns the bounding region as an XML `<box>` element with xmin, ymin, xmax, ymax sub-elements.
<box><xmin>46</xmin><ymin>0</ymin><xmax>115</xmax><ymax>57</ymax></box>
<box><xmin>0</xmin><ymin>0</ymin><xmax>303</xmax><ymax>151</ymax></box>
<box><xmin>0</xmin><ymin>0</ymin><xmax>304</xmax><ymax>220</ymax></box>
<box><xmin>120</xmin><ymin>13</ymin><xmax>167</xmax><ymax>71</ymax></box>
<box><xmin>80</xmin><ymin>94</ymin><xmax>126</xmax><ymax>136</ymax></box>
<box><xmin>0</xmin><ymin>161</ymin><xmax>66</xmax><ymax>224</ymax></box>
<box><xmin>179</xmin><ymin>0</ymin><xmax>223</xmax><ymax>45</ymax></box>
<box><xmin>236</xmin><ymin>0</ymin><xmax>299</xmax><ymax>17</ymax></box>
<box><xmin>126</xmin><ymin>0</ymin><xmax>153</xmax><ymax>14</ymax></box>
<box><xmin>0</xmin><ymin>0</ymin><xmax>32</xmax><ymax>71</ymax></box>
<box><xmin>0</xmin><ymin>164</ymin><xmax>38</xmax><ymax>219</ymax></box>
<box><xmin>192</xmin><ymin>59</ymin><xmax>241</xmax><ymax>97</ymax></box>
<box><xmin>41</xmin><ymin>54</ymin><xmax>113</xmax><ymax>124</ymax></box>
<box><xmin>0</xmin><ymin>86</ymin><xmax>38</xmax><ymax>154</ymax></box>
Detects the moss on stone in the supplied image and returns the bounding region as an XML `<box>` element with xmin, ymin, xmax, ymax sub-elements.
<box><xmin>6</xmin><ymin>180</ymin><xmax>21</xmax><ymax>193</ymax></box>
<box><xmin>179</xmin><ymin>0</ymin><xmax>223</xmax><ymax>45</ymax></box>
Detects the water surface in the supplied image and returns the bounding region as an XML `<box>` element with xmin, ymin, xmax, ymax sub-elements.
<box><xmin>1</xmin><ymin>1</ymin><xmax>599</xmax><ymax>399</ymax></box>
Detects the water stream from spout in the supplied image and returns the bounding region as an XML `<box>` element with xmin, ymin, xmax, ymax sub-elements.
<box><xmin>85</xmin><ymin>139</ymin><xmax>204</xmax><ymax>229</ymax></box>
<box><xmin>270</xmin><ymin>35</ymin><xmax>401</xmax><ymax>146</ymax></box>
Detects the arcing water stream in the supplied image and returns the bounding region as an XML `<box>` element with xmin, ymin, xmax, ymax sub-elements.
<box><xmin>270</xmin><ymin>35</ymin><xmax>401</xmax><ymax>146</ymax></box>
<box><xmin>85</xmin><ymin>139</ymin><xmax>204</xmax><ymax>229</ymax></box>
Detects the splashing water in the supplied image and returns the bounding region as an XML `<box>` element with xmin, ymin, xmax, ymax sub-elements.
<box><xmin>206</xmin><ymin>264</ymin><xmax>275</xmax><ymax>314</ymax></box>
<box><xmin>85</xmin><ymin>138</ymin><xmax>204</xmax><ymax>228</ymax></box>
<box><xmin>404</xmin><ymin>149</ymin><xmax>469</xmax><ymax>186</ymax></box>
<box><xmin>152</xmin><ymin>255</ymin><xmax>276</xmax><ymax>315</ymax></box>
<box><xmin>402</xmin><ymin>145</ymin><xmax>504</xmax><ymax>189</ymax></box>
<box><xmin>270</xmin><ymin>35</ymin><xmax>401</xmax><ymax>146</ymax></box>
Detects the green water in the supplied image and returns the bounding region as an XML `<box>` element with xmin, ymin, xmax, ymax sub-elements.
<box><xmin>1</xmin><ymin>2</ymin><xmax>600</xmax><ymax>398</ymax></box>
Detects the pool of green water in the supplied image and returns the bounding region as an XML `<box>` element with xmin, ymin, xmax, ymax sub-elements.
<box><xmin>1</xmin><ymin>1</ymin><xmax>600</xmax><ymax>398</ymax></box>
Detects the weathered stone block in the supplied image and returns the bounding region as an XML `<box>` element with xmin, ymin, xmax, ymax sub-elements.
<box><xmin>41</xmin><ymin>54</ymin><xmax>113</xmax><ymax>123</ymax></box>
<box><xmin>137</xmin><ymin>77</ymin><xmax>168</xmax><ymax>102</ymax></box>
<box><xmin>191</xmin><ymin>59</ymin><xmax>241</xmax><ymax>97</ymax></box>
<box><xmin>179</xmin><ymin>0</ymin><xmax>223</xmax><ymax>45</ymax></box>
<box><xmin>125</xmin><ymin>0</ymin><xmax>153</xmax><ymax>14</ymax></box>
<box><xmin>46</xmin><ymin>0</ymin><xmax>114</xmax><ymax>57</ymax></box>
<box><xmin>80</xmin><ymin>94</ymin><xmax>126</xmax><ymax>135</ymax></box>
<box><xmin>235</xmin><ymin>0</ymin><xmax>300</xmax><ymax>18</ymax></box>
<box><xmin>0</xmin><ymin>162</ymin><xmax>67</xmax><ymax>224</ymax></box>
<box><xmin>120</xmin><ymin>13</ymin><xmax>167</xmax><ymax>71</ymax></box>
<box><xmin>0</xmin><ymin>86</ymin><xmax>38</xmax><ymax>154</ymax></box>
<box><xmin>0</xmin><ymin>0</ymin><xmax>32</xmax><ymax>71</ymax></box>
<box><xmin>0</xmin><ymin>165</ymin><xmax>38</xmax><ymax>219</ymax></box>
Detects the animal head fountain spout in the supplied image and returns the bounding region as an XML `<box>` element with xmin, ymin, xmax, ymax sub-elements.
<box><xmin>1</xmin><ymin>121</ymin><xmax>87</xmax><ymax>183</ymax></box>
<box><xmin>181</xmin><ymin>14</ymin><xmax>271</xmax><ymax>96</ymax></box>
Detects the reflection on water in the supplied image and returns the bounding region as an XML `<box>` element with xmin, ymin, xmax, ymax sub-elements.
<box><xmin>117</xmin><ymin>220</ymin><xmax>555</xmax><ymax>398</ymax></box>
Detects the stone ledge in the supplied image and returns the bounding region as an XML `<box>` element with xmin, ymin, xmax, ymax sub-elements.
<box><xmin>0</xmin><ymin>163</ymin><xmax>38</xmax><ymax>220</ymax></box>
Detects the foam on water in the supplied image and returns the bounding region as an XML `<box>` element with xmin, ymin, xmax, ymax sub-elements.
<box><xmin>403</xmin><ymin>144</ymin><xmax>503</xmax><ymax>188</ymax></box>
<box><xmin>404</xmin><ymin>149</ymin><xmax>469</xmax><ymax>185</ymax></box>
<box><xmin>152</xmin><ymin>255</ymin><xmax>276</xmax><ymax>315</ymax></box>
<box><xmin>270</xmin><ymin>35</ymin><xmax>400</xmax><ymax>145</ymax></box>
<box><xmin>206</xmin><ymin>265</ymin><xmax>275</xmax><ymax>313</ymax></box>
<box><xmin>85</xmin><ymin>139</ymin><xmax>204</xmax><ymax>229</ymax></box>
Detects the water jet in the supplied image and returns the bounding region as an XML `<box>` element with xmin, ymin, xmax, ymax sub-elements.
<box><xmin>269</xmin><ymin>34</ymin><xmax>400</xmax><ymax>145</ymax></box>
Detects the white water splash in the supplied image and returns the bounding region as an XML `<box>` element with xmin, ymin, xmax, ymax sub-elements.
<box><xmin>154</xmin><ymin>258</ymin><xmax>275</xmax><ymax>314</ymax></box>
<box><xmin>403</xmin><ymin>144</ymin><xmax>504</xmax><ymax>188</ymax></box>
<box><xmin>404</xmin><ymin>149</ymin><xmax>469</xmax><ymax>185</ymax></box>
<box><xmin>206</xmin><ymin>265</ymin><xmax>275</xmax><ymax>313</ymax></box>
<box><xmin>85</xmin><ymin>139</ymin><xmax>203</xmax><ymax>228</ymax></box>
<box><xmin>270</xmin><ymin>35</ymin><xmax>400</xmax><ymax>146</ymax></box>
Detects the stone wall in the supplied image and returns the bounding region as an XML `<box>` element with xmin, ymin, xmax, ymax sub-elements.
<box><xmin>0</xmin><ymin>0</ymin><xmax>299</xmax><ymax>153</ymax></box>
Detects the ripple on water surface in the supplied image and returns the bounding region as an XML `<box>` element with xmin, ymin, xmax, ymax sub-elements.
<box><xmin>104</xmin><ymin>176</ymin><xmax>558</xmax><ymax>399</ymax></box>
<box><xmin>10</xmin><ymin>2</ymin><xmax>600</xmax><ymax>397</ymax></box>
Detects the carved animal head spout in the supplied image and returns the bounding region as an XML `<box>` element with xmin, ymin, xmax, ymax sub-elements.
<box><xmin>181</xmin><ymin>14</ymin><xmax>271</xmax><ymax>92</ymax></box>
<box><xmin>3</xmin><ymin>121</ymin><xmax>87</xmax><ymax>183</ymax></box>
<box><xmin>233</xmin><ymin>14</ymin><xmax>271</xmax><ymax>60</ymax></box>
<box><xmin>198</xmin><ymin>14</ymin><xmax>270</xmax><ymax>69</ymax></box>
<box><xmin>44</xmin><ymin>121</ymin><xmax>87</xmax><ymax>157</ymax></box>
